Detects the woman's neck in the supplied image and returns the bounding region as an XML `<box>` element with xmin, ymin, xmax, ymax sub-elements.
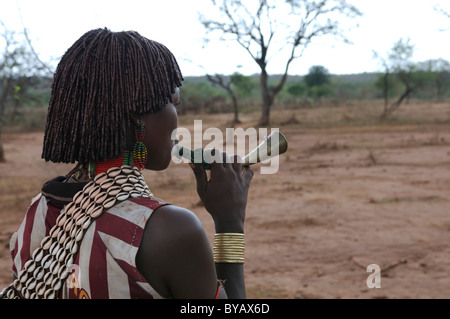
<box><xmin>68</xmin><ymin>150</ymin><xmax>136</xmax><ymax>182</ymax></box>
<box><xmin>92</xmin><ymin>150</ymin><xmax>135</xmax><ymax>176</ymax></box>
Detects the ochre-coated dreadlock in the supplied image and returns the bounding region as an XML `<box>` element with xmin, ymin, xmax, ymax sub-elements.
<box><xmin>42</xmin><ymin>28</ymin><xmax>183</xmax><ymax>164</ymax></box>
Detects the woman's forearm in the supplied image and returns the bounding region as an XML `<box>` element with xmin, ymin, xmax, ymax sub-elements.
<box><xmin>215</xmin><ymin>263</ymin><xmax>246</xmax><ymax>299</ymax></box>
<box><xmin>213</xmin><ymin>221</ymin><xmax>246</xmax><ymax>299</ymax></box>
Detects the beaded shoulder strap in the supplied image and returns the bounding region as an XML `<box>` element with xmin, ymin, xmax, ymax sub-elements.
<box><xmin>0</xmin><ymin>166</ymin><xmax>152</xmax><ymax>299</ymax></box>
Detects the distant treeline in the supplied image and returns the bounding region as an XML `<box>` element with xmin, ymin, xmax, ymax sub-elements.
<box><xmin>179</xmin><ymin>69</ymin><xmax>449</xmax><ymax>115</ymax></box>
<box><xmin>0</xmin><ymin>69</ymin><xmax>449</xmax><ymax>124</ymax></box>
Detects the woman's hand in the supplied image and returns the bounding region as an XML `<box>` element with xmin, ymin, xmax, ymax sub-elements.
<box><xmin>190</xmin><ymin>150</ymin><xmax>254</xmax><ymax>233</ymax></box>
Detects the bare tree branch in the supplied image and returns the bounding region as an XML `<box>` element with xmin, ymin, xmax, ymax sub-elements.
<box><xmin>16</xmin><ymin>1</ymin><xmax>54</xmax><ymax>76</ymax></box>
<box><xmin>201</xmin><ymin>0</ymin><xmax>362</xmax><ymax>125</ymax></box>
<box><xmin>206</xmin><ymin>73</ymin><xmax>241</xmax><ymax>124</ymax></box>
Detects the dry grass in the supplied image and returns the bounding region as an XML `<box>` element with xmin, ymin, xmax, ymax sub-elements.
<box><xmin>3</xmin><ymin>100</ymin><xmax>450</xmax><ymax>134</ymax></box>
<box><xmin>269</xmin><ymin>100</ymin><xmax>450</xmax><ymax>129</ymax></box>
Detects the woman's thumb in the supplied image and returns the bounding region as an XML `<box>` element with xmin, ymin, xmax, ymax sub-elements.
<box><xmin>190</xmin><ymin>163</ymin><xmax>207</xmax><ymax>194</ymax></box>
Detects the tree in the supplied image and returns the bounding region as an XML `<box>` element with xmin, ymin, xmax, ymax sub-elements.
<box><xmin>178</xmin><ymin>81</ymin><xmax>221</xmax><ymax>114</ymax></box>
<box><xmin>287</xmin><ymin>82</ymin><xmax>306</xmax><ymax>100</ymax></box>
<box><xmin>373</xmin><ymin>49</ymin><xmax>400</xmax><ymax>109</ymax></box>
<box><xmin>376</xmin><ymin>38</ymin><xmax>427</xmax><ymax>120</ymax></box>
<box><xmin>200</xmin><ymin>0</ymin><xmax>361</xmax><ymax>125</ymax></box>
<box><xmin>0</xmin><ymin>21</ymin><xmax>51</xmax><ymax>161</ymax></box>
<box><xmin>304</xmin><ymin>65</ymin><xmax>332</xmax><ymax>101</ymax></box>
<box><xmin>304</xmin><ymin>65</ymin><xmax>330</xmax><ymax>88</ymax></box>
<box><xmin>435</xmin><ymin>5</ymin><xmax>450</xmax><ymax>30</ymax></box>
<box><xmin>433</xmin><ymin>61</ymin><xmax>450</xmax><ymax>100</ymax></box>
<box><xmin>205</xmin><ymin>72</ymin><xmax>254</xmax><ymax>125</ymax></box>
<box><xmin>206</xmin><ymin>73</ymin><xmax>241</xmax><ymax>124</ymax></box>
<box><xmin>230</xmin><ymin>72</ymin><xmax>254</xmax><ymax>99</ymax></box>
<box><xmin>417</xmin><ymin>59</ymin><xmax>450</xmax><ymax>101</ymax></box>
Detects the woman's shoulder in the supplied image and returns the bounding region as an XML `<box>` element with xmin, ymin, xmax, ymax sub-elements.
<box><xmin>138</xmin><ymin>201</ymin><xmax>208</xmax><ymax>255</ymax></box>
<box><xmin>149</xmin><ymin>203</ymin><xmax>204</xmax><ymax>235</ymax></box>
<box><xmin>122</xmin><ymin>196</ymin><xmax>202</xmax><ymax>231</ymax></box>
<box><xmin>136</xmin><ymin>202</ymin><xmax>212</xmax><ymax>298</ymax></box>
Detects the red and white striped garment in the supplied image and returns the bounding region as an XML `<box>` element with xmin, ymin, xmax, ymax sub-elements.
<box><xmin>10</xmin><ymin>193</ymin><xmax>167</xmax><ymax>299</ymax></box>
<box><xmin>10</xmin><ymin>194</ymin><xmax>62</xmax><ymax>277</ymax></box>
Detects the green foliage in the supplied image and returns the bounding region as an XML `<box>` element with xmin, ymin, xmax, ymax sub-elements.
<box><xmin>374</xmin><ymin>73</ymin><xmax>401</xmax><ymax>99</ymax></box>
<box><xmin>230</xmin><ymin>72</ymin><xmax>255</xmax><ymax>98</ymax></box>
<box><xmin>303</xmin><ymin>65</ymin><xmax>332</xmax><ymax>100</ymax></box>
<box><xmin>373</xmin><ymin>37</ymin><xmax>450</xmax><ymax>118</ymax></box>
<box><xmin>307</xmin><ymin>84</ymin><xmax>333</xmax><ymax>99</ymax></box>
<box><xmin>416</xmin><ymin>59</ymin><xmax>450</xmax><ymax>100</ymax></box>
<box><xmin>2</xmin><ymin>66</ymin><xmax>450</xmax><ymax>130</ymax></box>
<box><xmin>287</xmin><ymin>83</ymin><xmax>306</xmax><ymax>98</ymax></box>
<box><xmin>177</xmin><ymin>67</ymin><xmax>450</xmax><ymax>116</ymax></box>
<box><xmin>388</xmin><ymin>38</ymin><xmax>415</xmax><ymax>73</ymax></box>
<box><xmin>179</xmin><ymin>81</ymin><xmax>227</xmax><ymax>114</ymax></box>
<box><xmin>304</xmin><ymin>65</ymin><xmax>330</xmax><ymax>88</ymax></box>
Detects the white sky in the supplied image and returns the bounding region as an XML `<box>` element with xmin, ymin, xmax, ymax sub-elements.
<box><xmin>1</xmin><ymin>0</ymin><xmax>450</xmax><ymax>76</ymax></box>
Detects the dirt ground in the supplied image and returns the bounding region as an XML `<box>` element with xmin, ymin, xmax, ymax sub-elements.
<box><xmin>1</xmin><ymin>109</ymin><xmax>450</xmax><ymax>299</ymax></box>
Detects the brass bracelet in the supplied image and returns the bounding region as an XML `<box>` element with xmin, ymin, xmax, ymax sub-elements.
<box><xmin>213</xmin><ymin>233</ymin><xmax>245</xmax><ymax>264</ymax></box>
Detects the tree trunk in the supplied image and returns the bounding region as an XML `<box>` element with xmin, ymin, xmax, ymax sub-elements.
<box><xmin>436</xmin><ymin>80</ymin><xmax>444</xmax><ymax>101</ymax></box>
<box><xmin>205</xmin><ymin>74</ymin><xmax>241</xmax><ymax>125</ymax></box>
<box><xmin>230</xmin><ymin>93</ymin><xmax>240</xmax><ymax>125</ymax></box>
<box><xmin>223</xmin><ymin>85</ymin><xmax>241</xmax><ymax>126</ymax></box>
<box><xmin>0</xmin><ymin>80</ymin><xmax>12</xmax><ymax>162</ymax></box>
<box><xmin>0</xmin><ymin>123</ymin><xmax>4</xmax><ymax>162</ymax></box>
<box><xmin>0</xmin><ymin>137</ymin><xmax>4</xmax><ymax>162</ymax></box>
<box><xmin>259</xmin><ymin>69</ymin><xmax>271</xmax><ymax>126</ymax></box>
<box><xmin>0</xmin><ymin>79</ymin><xmax>12</xmax><ymax>116</ymax></box>
<box><xmin>383</xmin><ymin>71</ymin><xmax>389</xmax><ymax>111</ymax></box>
<box><xmin>380</xmin><ymin>87</ymin><xmax>412</xmax><ymax>120</ymax></box>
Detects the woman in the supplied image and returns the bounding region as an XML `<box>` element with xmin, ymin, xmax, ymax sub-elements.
<box><xmin>2</xmin><ymin>28</ymin><xmax>253</xmax><ymax>299</ymax></box>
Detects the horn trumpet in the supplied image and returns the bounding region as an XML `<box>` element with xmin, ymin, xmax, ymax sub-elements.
<box><xmin>173</xmin><ymin>131</ymin><xmax>288</xmax><ymax>170</ymax></box>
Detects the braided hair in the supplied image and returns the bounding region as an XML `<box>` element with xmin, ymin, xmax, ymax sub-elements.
<box><xmin>42</xmin><ymin>28</ymin><xmax>183</xmax><ymax>164</ymax></box>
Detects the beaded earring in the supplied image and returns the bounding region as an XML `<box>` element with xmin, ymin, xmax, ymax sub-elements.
<box><xmin>133</xmin><ymin>119</ymin><xmax>148</xmax><ymax>170</ymax></box>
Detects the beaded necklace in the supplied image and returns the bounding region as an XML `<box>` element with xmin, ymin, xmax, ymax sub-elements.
<box><xmin>89</xmin><ymin>150</ymin><xmax>135</xmax><ymax>178</ymax></box>
<box><xmin>70</xmin><ymin>120</ymin><xmax>148</xmax><ymax>182</ymax></box>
